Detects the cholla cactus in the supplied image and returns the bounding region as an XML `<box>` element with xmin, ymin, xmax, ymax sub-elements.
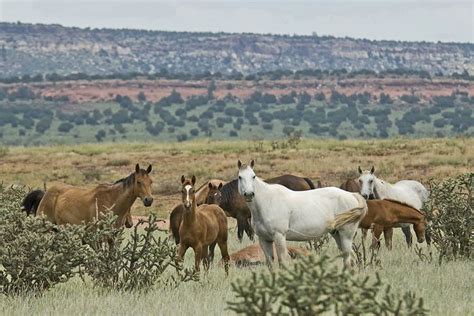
<box><xmin>424</xmin><ymin>173</ymin><xmax>473</xmax><ymax>264</ymax></box>
<box><xmin>82</xmin><ymin>213</ymin><xmax>198</xmax><ymax>292</ymax></box>
<box><xmin>0</xmin><ymin>184</ymin><xmax>88</xmax><ymax>295</ymax></box>
<box><xmin>228</xmin><ymin>254</ymin><xmax>427</xmax><ymax>315</ymax></box>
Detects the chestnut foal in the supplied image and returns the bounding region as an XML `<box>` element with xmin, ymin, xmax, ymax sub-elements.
<box><xmin>178</xmin><ymin>176</ymin><xmax>230</xmax><ymax>274</ymax></box>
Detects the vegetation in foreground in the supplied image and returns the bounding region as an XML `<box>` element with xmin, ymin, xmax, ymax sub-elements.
<box><xmin>1</xmin><ymin>172</ymin><xmax>473</xmax><ymax>315</ymax></box>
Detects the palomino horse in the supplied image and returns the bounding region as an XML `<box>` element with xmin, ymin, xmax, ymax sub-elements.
<box><xmin>358</xmin><ymin>166</ymin><xmax>429</xmax><ymax>246</ymax></box>
<box><xmin>362</xmin><ymin>199</ymin><xmax>426</xmax><ymax>250</ymax></box>
<box><xmin>238</xmin><ymin>160</ymin><xmax>367</xmax><ymax>268</ymax></box>
<box><xmin>178</xmin><ymin>176</ymin><xmax>230</xmax><ymax>273</ymax></box>
<box><xmin>219</xmin><ymin>174</ymin><xmax>316</xmax><ymax>242</ymax></box>
<box><xmin>169</xmin><ymin>179</ymin><xmax>225</xmax><ymax>244</ymax></box>
<box><xmin>36</xmin><ymin>164</ymin><xmax>154</xmax><ymax>227</ymax></box>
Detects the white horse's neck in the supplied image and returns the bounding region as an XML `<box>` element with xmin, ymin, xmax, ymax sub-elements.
<box><xmin>373</xmin><ymin>177</ymin><xmax>393</xmax><ymax>199</ymax></box>
<box><xmin>249</xmin><ymin>177</ymin><xmax>270</xmax><ymax>215</ymax></box>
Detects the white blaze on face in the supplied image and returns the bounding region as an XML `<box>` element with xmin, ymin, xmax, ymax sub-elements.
<box><xmin>184</xmin><ymin>185</ymin><xmax>192</xmax><ymax>207</ymax></box>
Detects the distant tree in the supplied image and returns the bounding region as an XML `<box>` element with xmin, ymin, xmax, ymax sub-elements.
<box><xmin>176</xmin><ymin>133</ymin><xmax>188</xmax><ymax>142</ymax></box>
<box><xmin>314</xmin><ymin>92</ymin><xmax>326</xmax><ymax>101</ymax></box>
<box><xmin>137</xmin><ymin>91</ymin><xmax>147</xmax><ymax>102</ymax></box>
<box><xmin>95</xmin><ymin>129</ymin><xmax>106</xmax><ymax>142</ymax></box>
<box><xmin>224</xmin><ymin>107</ymin><xmax>243</xmax><ymax>117</ymax></box>
<box><xmin>35</xmin><ymin>117</ymin><xmax>52</xmax><ymax>134</ymax></box>
<box><xmin>58</xmin><ymin>122</ymin><xmax>74</xmax><ymax>133</ymax></box>
<box><xmin>190</xmin><ymin>128</ymin><xmax>199</xmax><ymax>136</ymax></box>
<box><xmin>229</xmin><ymin>130</ymin><xmax>238</xmax><ymax>137</ymax></box>
<box><xmin>379</xmin><ymin>93</ymin><xmax>393</xmax><ymax>104</ymax></box>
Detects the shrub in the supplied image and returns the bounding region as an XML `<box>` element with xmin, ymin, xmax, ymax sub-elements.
<box><xmin>58</xmin><ymin>122</ymin><xmax>74</xmax><ymax>133</ymax></box>
<box><xmin>0</xmin><ymin>185</ymin><xmax>87</xmax><ymax>295</ymax></box>
<box><xmin>82</xmin><ymin>214</ymin><xmax>198</xmax><ymax>292</ymax></box>
<box><xmin>227</xmin><ymin>254</ymin><xmax>427</xmax><ymax>315</ymax></box>
<box><xmin>424</xmin><ymin>173</ymin><xmax>473</xmax><ymax>264</ymax></box>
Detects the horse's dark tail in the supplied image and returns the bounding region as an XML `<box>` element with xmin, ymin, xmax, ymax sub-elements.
<box><xmin>21</xmin><ymin>189</ymin><xmax>45</xmax><ymax>216</ymax></box>
<box><xmin>303</xmin><ymin>177</ymin><xmax>316</xmax><ymax>190</ymax></box>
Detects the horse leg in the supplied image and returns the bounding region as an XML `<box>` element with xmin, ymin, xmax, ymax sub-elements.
<box><xmin>371</xmin><ymin>225</ymin><xmax>383</xmax><ymax>250</ymax></box>
<box><xmin>208</xmin><ymin>242</ymin><xmax>217</xmax><ymax>265</ymax></box>
<box><xmin>217</xmin><ymin>238</ymin><xmax>230</xmax><ymax>276</ymax></box>
<box><xmin>402</xmin><ymin>225</ymin><xmax>413</xmax><ymax>248</ymax></box>
<box><xmin>337</xmin><ymin>225</ymin><xmax>359</xmax><ymax>269</ymax></box>
<box><xmin>273</xmin><ymin>233</ymin><xmax>291</xmax><ymax>265</ymax></box>
<box><xmin>259</xmin><ymin>238</ymin><xmax>274</xmax><ymax>269</ymax></box>
<box><xmin>244</xmin><ymin>217</ymin><xmax>255</xmax><ymax>241</ymax></box>
<box><xmin>193</xmin><ymin>245</ymin><xmax>203</xmax><ymax>272</ymax></box>
<box><xmin>236</xmin><ymin>217</ymin><xmax>245</xmax><ymax>242</ymax></box>
<box><xmin>383</xmin><ymin>227</ymin><xmax>393</xmax><ymax>250</ymax></box>
<box><xmin>201</xmin><ymin>245</ymin><xmax>210</xmax><ymax>271</ymax></box>
<box><xmin>177</xmin><ymin>244</ymin><xmax>188</xmax><ymax>261</ymax></box>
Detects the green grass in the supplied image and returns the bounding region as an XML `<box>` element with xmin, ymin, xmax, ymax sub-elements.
<box><xmin>0</xmin><ymin>230</ymin><xmax>472</xmax><ymax>315</ymax></box>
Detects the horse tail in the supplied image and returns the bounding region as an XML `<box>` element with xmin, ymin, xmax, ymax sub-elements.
<box><xmin>169</xmin><ymin>205</ymin><xmax>183</xmax><ymax>245</ymax></box>
<box><xmin>331</xmin><ymin>194</ymin><xmax>368</xmax><ymax>230</ymax></box>
<box><xmin>21</xmin><ymin>189</ymin><xmax>45</xmax><ymax>216</ymax></box>
<box><xmin>303</xmin><ymin>177</ymin><xmax>316</xmax><ymax>190</ymax></box>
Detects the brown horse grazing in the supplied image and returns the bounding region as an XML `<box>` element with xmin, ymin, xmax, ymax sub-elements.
<box><xmin>178</xmin><ymin>176</ymin><xmax>230</xmax><ymax>273</ymax></box>
<box><xmin>362</xmin><ymin>199</ymin><xmax>426</xmax><ymax>250</ymax></box>
<box><xmin>219</xmin><ymin>174</ymin><xmax>316</xmax><ymax>241</ymax></box>
<box><xmin>36</xmin><ymin>164</ymin><xmax>154</xmax><ymax>227</ymax></box>
<box><xmin>169</xmin><ymin>180</ymin><xmax>225</xmax><ymax>244</ymax></box>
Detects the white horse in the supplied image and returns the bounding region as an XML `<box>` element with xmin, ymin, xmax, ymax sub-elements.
<box><xmin>237</xmin><ymin>160</ymin><xmax>368</xmax><ymax>268</ymax></box>
<box><xmin>358</xmin><ymin>166</ymin><xmax>430</xmax><ymax>245</ymax></box>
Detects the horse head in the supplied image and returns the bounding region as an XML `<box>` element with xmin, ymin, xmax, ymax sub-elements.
<box><xmin>357</xmin><ymin>166</ymin><xmax>376</xmax><ymax>200</ymax></box>
<box><xmin>181</xmin><ymin>175</ymin><xmax>196</xmax><ymax>210</ymax></box>
<box><xmin>237</xmin><ymin>159</ymin><xmax>256</xmax><ymax>202</ymax></box>
<box><xmin>134</xmin><ymin>163</ymin><xmax>154</xmax><ymax>207</ymax></box>
<box><xmin>206</xmin><ymin>182</ymin><xmax>223</xmax><ymax>205</ymax></box>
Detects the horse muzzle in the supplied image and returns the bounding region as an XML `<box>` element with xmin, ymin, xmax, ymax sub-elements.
<box><xmin>243</xmin><ymin>192</ymin><xmax>255</xmax><ymax>202</ymax></box>
<box><xmin>143</xmin><ymin>197</ymin><xmax>153</xmax><ymax>207</ymax></box>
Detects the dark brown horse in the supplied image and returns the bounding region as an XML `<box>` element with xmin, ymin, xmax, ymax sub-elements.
<box><xmin>220</xmin><ymin>174</ymin><xmax>316</xmax><ymax>241</ymax></box>
<box><xmin>340</xmin><ymin>178</ymin><xmax>413</xmax><ymax>247</ymax></box>
<box><xmin>178</xmin><ymin>176</ymin><xmax>230</xmax><ymax>273</ymax></box>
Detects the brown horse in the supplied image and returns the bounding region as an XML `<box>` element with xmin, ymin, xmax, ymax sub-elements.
<box><xmin>178</xmin><ymin>176</ymin><xmax>230</xmax><ymax>273</ymax></box>
<box><xmin>219</xmin><ymin>174</ymin><xmax>316</xmax><ymax>241</ymax></box>
<box><xmin>169</xmin><ymin>180</ymin><xmax>225</xmax><ymax>244</ymax></box>
<box><xmin>362</xmin><ymin>199</ymin><xmax>426</xmax><ymax>250</ymax></box>
<box><xmin>36</xmin><ymin>164</ymin><xmax>154</xmax><ymax>227</ymax></box>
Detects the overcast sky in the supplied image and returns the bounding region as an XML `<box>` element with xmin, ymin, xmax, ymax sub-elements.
<box><xmin>1</xmin><ymin>0</ymin><xmax>472</xmax><ymax>42</ymax></box>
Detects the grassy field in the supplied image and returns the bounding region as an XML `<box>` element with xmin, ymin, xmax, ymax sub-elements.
<box><xmin>0</xmin><ymin>230</ymin><xmax>472</xmax><ymax>315</ymax></box>
<box><xmin>0</xmin><ymin>138</ymin><xmax>473</xmax><ymax>315</ymax></box>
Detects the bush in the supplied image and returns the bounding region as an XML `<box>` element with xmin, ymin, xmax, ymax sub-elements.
<box><xmin>227</xmin><ymin>254</ymin><xmax>427</xmax><ymax>315</ymax></box>
<box><xmin>0</xmin><ymin>185</ymin><xmax>87</xmax><ymax>295</ymax></box>
<box><xmin>82</xmin><ymin>214</ymin><xmax>197</xmax><ymax>292</ymax></box>
<box><xmin>58</xmin><ymin>122</ymin><xmax>74</xmax><ymax>133</ymax></box>
<box><xmin>424</xmin><ymin>173</ymin><xmax>473</xmax><ymax>264</ymax></box>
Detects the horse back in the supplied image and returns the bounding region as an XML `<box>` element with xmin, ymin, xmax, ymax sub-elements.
<box><xmin>266</xmin><ymin>174</ymin><xmax>313</xmax><ymax>191</ymax></box>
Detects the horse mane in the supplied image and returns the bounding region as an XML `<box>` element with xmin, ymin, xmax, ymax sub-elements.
<box><xmin>113</xmin><ymin>172</ymin><xmax>136</xmax><ymax>187</ymax></box>
<box><xmin>195</xmin><ymin>180</ymin><xmax>210</xmax><ymax>193</ymax></box>
<box><xmin>383</xmin><ymin>198</ymin><xmax>425</xmax><ymax>215</ymax></box>
<box><xmin>220</xmin><ymin>179</ymin><xmax>238</xmax><ymax>205</ymax></box>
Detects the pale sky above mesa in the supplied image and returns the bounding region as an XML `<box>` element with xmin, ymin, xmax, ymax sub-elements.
<box><xmin>0</xmin><ymin>0</ymin><xmax>472</xmax><ymax>43</ymax></box>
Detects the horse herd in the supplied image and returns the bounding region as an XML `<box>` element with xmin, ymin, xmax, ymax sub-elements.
<box><xmin>22</xmin><ymin>162</ymin><xmax>430</xmax><ymax>272</ymax></box>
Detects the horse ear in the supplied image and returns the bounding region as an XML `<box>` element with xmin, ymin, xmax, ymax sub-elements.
<box><xmin>250</xmin><ymin>160</ymin><xmax>255</xmax><ymax>168</ymax></box>
<box><xmin>191</xmin><ymin>175</ymin><xmax>196</xmax><ymax>186</ymax></box>
<box><xmin>358</xmin><ymin>166</ymin><xmax>362</xmax><ymax>174</ymax></box>
<box><xmin>370</xmin><ymin>166</ymin><xmax>375</xmax><ymax>174</ymax></box>
<box><xmin>146</xmin><ymin>165</ymin><xmax>152</xmax><ymax>174</ymax></box>
<box><xmin>135</xmin><ymin>164</ymin><xmax>140</xmax><ymax>173</ymax></box>
<box><xmin>181</xmin><ymin>175</ymin><xmax>185</xmax><ymax>184</ymax></box>
<box><xmin>237</xmin><ymin>160</ymin><xmax>242</xmax><ymax>169</ymax></box>
<box><xmin>218</xmin><ymin>183</ymin><xmax>223</xmax><ymax>189</ymax></box>
<box><xmin>208</xmin><ymin>182</ymin><xmax>213</xmax><ymax>189</ymax></box>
